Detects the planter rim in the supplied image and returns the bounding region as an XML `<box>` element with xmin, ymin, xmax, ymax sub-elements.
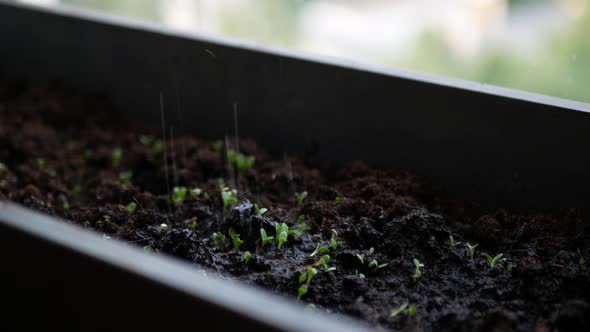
<box><xmin>2</xmin><ymin>0</ymin><xmax>589</xmax><ymax>114</ymax></box>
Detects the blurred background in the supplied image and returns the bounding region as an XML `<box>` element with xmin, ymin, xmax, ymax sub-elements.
<box><xmin>18</xmin><ymin>0</ymin><xmax>590</xmax><ymax>103</ymax></box>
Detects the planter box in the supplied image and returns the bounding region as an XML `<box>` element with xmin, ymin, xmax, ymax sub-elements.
<box><xmin>1</xmin><ymin>1</ymin><xmax>590</xmax><ymax>330</ymax></box>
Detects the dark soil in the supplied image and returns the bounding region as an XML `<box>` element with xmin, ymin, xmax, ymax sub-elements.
<box><xmin>1</xmin><ymin>81</ymin><xmax>589</xmax><ymax>332</ymax></box>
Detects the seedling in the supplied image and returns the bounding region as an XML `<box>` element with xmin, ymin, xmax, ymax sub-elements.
<box><xmin>126</xmin><ymin>202</ymin><xmax>137</xmax><ymax>213</ymax></box>
<box><xmin>466</xmin><ymin>242</ymin><xmax>479</xmax><ymax>260</ymax></box>
<box><xmin>329</xmin><ymin>229</ymin><xmax>341</xmax><ymax>251</ymax></box>
<box><xmin>275</xmin><ymin>223</ymin><xmax>298</xmax><ymax>249</ymax></box>
<box><xmin>260</xmin><ymin>228</ymin><xmax>274</xmax><ymax>247</ymax></box>
<box><xmin>369</xmin><ymin>259</ymin><xmax>388</xmax><ymax>269</ymax></box>
<box><xmin>228</xmin><ymin>150</ymin><xmax>256</xmax><ymax>171</ymax></box>
<box><xmin>111</xmin><ymin>148</ymin><xmax>123</xmax><ymax>166</ymax></box>
<box><xmin>172</xmin><ymin>186</ymin><xmax>187</xmax><ymax>207</ymax></box>
<box><xmin>316</xmin><ymin>254</ymin><xmax>336</xmax><ymax>272</ymax></box>
<box><xmin>482</xmin><ymin>253</ymin><xmax>507</xmax><ymax>269</ymax></box>
<box><xmin>311</xmin><ymin>244</ymin><xmax>330</xmax><ymax>257</ymax></box>
<box><xmin>254</xmin><ymin>203</ymin><xmax>268</xmax><ymax>216</ymax></box>
<box><xmin>295</xmin><ymin>191</ymin><xmax>308</xmax><ymax>206</ymax></box>
<box><xmin>297</xmin><ymin>214</ymin><xmax>306</xmax><ymax>223</ymax></box>
<box><xmin>72</xmin><ymin>185</ymin><xmax>82</xmax><ymax>197</ymax></box>
<box><xmin>335</xmin><ymin>197</ymin><xmax>342</xmax><ymax>204</ymax></box>
<box><xmin>220</xmin><ymin>186</ymin><xmax>238</xmax><ymax>209</ymax></box>
<box><xmin>369</xmin><ymin>247</ymin><xmax>375</xmax><ymax>254</ymax></box>
<box><xmin>160</xmin><ymin>223</ymin><xmax>168</xmax><ymax>231</ymax></box>
<box><xmin>412</xmin><ymin>258</ymin><xmax>424</xmax><ymax>283</ymax></box>
<box><xmin>0</xmin><ymin>162</ymin><xmax>6</xmax><ymax>176</ymax></box>
<box><xmin>228</xmin><ymin>227</ymin><xmax>244</xmax><ymax>251</ymax></box>
<box><xmin>277</xmin><ymin>227</ymin><xmax>288</xmax><ymax>249</ymax></box>
<box><xmin>356</xmin><ymin>271</ymin><xmax>365</xmax><ymax>279</ymax></box>
<box><xmin>297</xmin><ymin>267</ymin><xmax>318</xmax><ymax>301</ymax></box>
<box><xmin>390</xmin><ymin>303</ymin><xmax>415</xmax><ymax>317</ymax></box>
<box><xmin>143</xmin><ymin>245</ymin><xmax>153</xmax><ymax>252</ymax></box>
<box><xmin>580</xmin><ymin>258</ymin><xmax>586</xmax><ymax>266</ymax></box>
<box><xmin>449</xmin><ymin>235</ymin><xmax>462</xmax><ymax>248</ymax></box>
<box><xmin>187</xmin><ymin>217</ymin><xmax>197</xmax><ymax>230</ymax></box>
<box><xmin>304</xmin><ymin>304</ymin><xmax>316</xmax><ymax>313</ymax></box>
<box><xmin>36</xmin><ymin>158</ymin><xmax>45</xmax><ymax>169</ymax></box>
<box><xmin>212</xmin><ymin>140</ymin><xmax>222</xmax><ymax>153</ymax></box>
<box><xmin>243</xmin><ymin>251</ymin><xmax>252</xmax><ymax>264</ymax></box>
<box><xmin>119</xmin><ymin>171</ymin><xmax>133</xmax><ymax>186</ymax></box>
<box><xmin>356</xmin><ymin>254</ymin><xmax>365</xmax><ymax>264</ymax></box>
<box><xmin>212</xmin><ymin>232</ymin><xmax>226</xmax><ymax>245</ymax></box>
<box><xmin>60</xmin><ymin>196</ymin><xmax>70</xmax><ymax>211</ymax></box>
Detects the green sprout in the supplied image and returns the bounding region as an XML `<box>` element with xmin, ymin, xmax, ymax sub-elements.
<box><xmin>311</xmin><ymin>244</ymin><xmax>330</xmax><ymax>257</ymax></box>
<box><xmin>212</xmin><ymin>140</ymin><xmax>222</xmax><ymax>153</ymax></box>
<box><xmin>390</xmin><ymin>303</ymin><xmax>417</xmax><ymax>317</ymax></box>
<box><xmin>187</xmin><ymin>217</ymin><xmax>197</xmax><ymax>230</ymax></box>
<box><xmin>61</xmin><ymin>196</ymin><xmax>70</xmax><ymax>211</ymax></box>
<box><xmin>304</xmin><ymin>304</ymin><xmax>316</xmax><ymax>313</ymax></box>
<box><xmin>143</xmin><ymin>245</ymin><xmax>153</xmax><ymax>252</ymax></box>
<box><xmin>580</xmin><ymin>258</ymin><xmax>586</xmax><ymax>266</ymax></box>
<box><xmin>220</xmin><ymin>186</ymin><xmax>238</xmax><ymax>209</ymax></box>
<box><xmin>190</xmin><ymin>188</ymin><xmax>202</xmax><ymax>197</ymax></box>
<box><xmin>160</xmin><ymin>223</ymin><xmax>168</xmax><ymax>231</ymax></box>
<box><xmin>295</xmin><ymin>191</ymin><xmax>308</xmax><ymax>206</ymax></box>
<box><xmin>335</xmin><ymin>197</ymin><xmax>342</xmax><ymax>204</ymax></box>
<box><xmin>83</xmin><ymin>149</ymin><xmax>93</xmax><ymax>160</ymax></box>
<box><xmin>244</xmin><ymin>251</ymin><xmax>252</xmax><ymax>264</ymax></box>
<box><xmin>172</xmin><ymin>186</ymin><xmax>187</xmax><ymax>207</ymax></box>
<box><xmin>112</xmin><ymin>148</ymin><xmax>123</xmax><ymax>166</ymax></box>
<box><xmin>329</xmin><ymin>229</ymin><xmax>341</xmax><ymax>251</ymax></box>
<box><xmin>412</xmin><ymin>258</ymin><xmax>424</xmax><ymax>283</ymax></box>
<box><xmin>0</xmin><ymin>162</ymin><xmax>6</xmax><ymax>176</ymax></box>
<box><xmin>356</xmin><ymin>271</ymin><xmax>365</xmax><ymax>279</ymax></box>
<box><xmin>277</xmin><ymin>223</ymin><xmax>289</xmax><ymax>249</ymax></box>
<box><xmin>260</xmin><ymin>228</ymin><xmax>274</xmax><ymax>247</ymax></box>
<box><xmin>212</xmin><ymin>232</ymin><xmax>226</xmax><ymax>245</ymax></box>
<box><xmin>449</xmin><ymin>235</ymin><xmax>462</xmax><ymax>248</ymax></box>
<box><xmin>228</xmin><ymin>150</ymin><xmax>256</xmax><ymax>171</ymax></box>
<box><xmin>119</xmin><ymin>171</ymin><xmax>133</xmax><ymax>186</ymax></box>
<box><xmin>369</xmin><ymin>247</ymin><xmax>375</xmax><ymax>254</ymax></box>
<box><xmin>369</xmin><ymin>259</ymin><xmax>388</xmax><ymax>269</ymax></box>
<box><xmin>36</xmin><ymin>158</ymin><xmax>45</xmax><ymax>169</ymax></box>
<box><xmin>482</xmin><ymin>253</ymin><xmax>507</xmax><ymax>269</ymax></box>
<box><xmin>254</xmin><ymin>203</ymin><xmax>268</xmax><ymax>216</ymax></box>
<box><xmin>126</xmin><ymin>202</ymin><xmax>137</xmax><ymax>213</ymax></box>
<box><xmin>315</xmin><ymin>254</ymin><xmax>336</xmax><ymax>272</ymax></box>
<box><xmin>297</xmin><ymin>267</ymin><xmax>318</xmax><ymax>301</ymax></box>
<box><xmin>356</xmin><ymin>254</ymin><xmax>365</xmax><ymax>264</ymax></box>
<box><xmin>466</xmin><ymin>242</ymin><xmax>479</xmax><ymax>260</ymax></box>
<box><xmin>298</xmin><ymin>214</ymin><xmax>306</xmax><ymax>223</ymax></box>
<box><xmin>72</xmin><ymin>185</ymin><xmax>82</xmax><ymax>197</ymax></box>
<box><xmin>228</xmin><ymin>227</ymin><xmax>244</xmax><ymax>251</ymax></box>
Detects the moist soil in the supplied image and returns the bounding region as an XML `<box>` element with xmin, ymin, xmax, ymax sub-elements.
<box><xmin>0</xmin><ymin>81</ymin><xmax>589</xmax><ymax>332</ymax></box>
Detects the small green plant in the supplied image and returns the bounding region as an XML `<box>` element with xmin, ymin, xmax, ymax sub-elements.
<box><xmin>160</xmin><ymin>223</ymin><xmax>168</xmax><ymax>231</ymax></box>
<box><xmin>482</xmin><ymin>253</ymin><xmax>506</xmax><ymax>269</ymax></box>
<box><xmin>190</xmin><ymin>188</ymin><xmax>202</xmax><ymax>197</ymax></box>
<box><xmin>260</xmin><ymin>228</ymin><xmax>274</xmax><ymax>247</ymax></box>
<box><xmin>0</xmin><ymin>162</ymin><xmax>6</xmax><ymax>176</ymax></box>
<box><xmin>172</xmin><ymin>186</ymin><xmax>187</xmax><ymax>207</ymax></box>
<box><xmin>295</xmin><ymin>191</ymin><xmax>308</xmax><ymax>206</ymax></box>
<box><xmin>412</xmin><ymin>258</ymin><xmax>424</xmax><ymax>283</ymax></box>
<box><xmin>297</xmin><ymin>214</ymin><xmax>306</xmax><ymax>223</ymax></box>
<box><xmin>220</xmin><ymin>186</ymin><xmax>238</xmax><ymax>209</ymax></box>
<box><xmin>244</xmin><ymin>251</ymin><xmax>252</xmax><ymax>264</ymax></box>
<box><xmin>36</xmin><ymin>158</ymin><xmax>45</xmax><ymax>169</ymax></box>
<box><xmin>356</xmin><ymin>271</ymin><xmax>365</xmax><ymax>279</ymax></box>
<box><xmin>60</xmin><ymin>196</ymin><xmax>70</xmax><ymax>211</ymax></box>
<box><xmin>304</xmin><ymin>304</ymin><xmax>316</xmax><ymax>313</ymax></box>
<box><xmin>254</xmin><ymin>203</ymin><xmax>268</xmax><ymax>216</ymax></box>
<box><xmin>212</xmin><ymin>232</ymin><xmax>226</xmax><ymax>245</ymax></box>
<box><xmin>276</xmin><ymin>223</ymin><xmax>289</xmax><ymax>249</ymax></box>
<box><xmin>126</xmin><ymin>202</ymin><xmax>137</xmax><ymax>213</ymax></box>
<box><xmin>119</xmin><ymin>171</ymin><xmax>133</xmax><ymax>186</ymax></box>
<box><xmin>316</xmin><ymin>254</ymin><xmax>336</xmax><ymax>272</ymax></box>
<box><xmin>311</xmin><ymin>244</ymin><xmax>330</xmax><ymax>257</ymax></box>
<box><xmin>335</xmin><ymin>196</ymin><xmax>342</xmax><ymax>204</ymax></box>
<box><xmin>449</xmin><ymin>235</ymin><xmax>462</xmax><ymax>248</ymax></box>
<box><xmin>369</xmin><ymin>247</ymin><xmax>375</xmax><ymax>254</ymax></box>
<box><xmin>143</xmin><ymin>245</ymin><xmax>153</xmax><ymax>252</ymax></box>
<box><xmin>390</xmin><ymin>303</ymin><xmax>417</xmax><ymax>317</ymax></box>
<box><xmin>329</xmin><ymin>229</ymin><xmax>341</xmax><ymax>251</ymax></box>
<box><xmin>580</xmin><ymin>258</ymin><xmax>586</xmax><ymax>266</ymax></box>
<box><xmin>187</xmin><ymin>217</ymin><xmax>197</xmax><ymax>230</ymax></box>
<box><xmin>227</xmin><ymin>150</ymin><xmax>256</xmax><ymax>171</ymax></box>
<box><xmin>466</xmin><ymin>242</ymin><xmax>479</xmax><ymax>260</ymax></box>
<box><xmin>507</xmin><ymin>264</ymin><xmax>513</xmax><ymax>272</ymax></box>
<box><xmin>112</xmin><ymin>148</ymin><xmax>123</xmax><ymax>166</ymax></box>
<box><xmin>228</xmin><ymin>227</ymin><xmax>244</xmax><ymax>251</ymax></box>
<box><xmin>72</xmin><ymin>185</ymin><xmax>82</xmax><ymax>197</ymax></box>
<box><xmin>369</xmin><ymin>259</ymin><xmax>388</xmax><ymax>269</ymax></box>
<box><xmin>297</xmin><ymin>267</ymin><xmax>317</xmax><ymax>301</ymax></box>
<box><xmin>212</xmin><ymin>140</ymin><xmax>222</xmax><ymax>153</ymax></box>
<box><xmin>356</xmin><ymin>254</ymin><xmax>365</xmax><ymax>264</ymax></box>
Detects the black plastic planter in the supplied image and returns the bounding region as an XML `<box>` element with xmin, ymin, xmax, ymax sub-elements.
<box><xmin>1</xmin><ymin>1</ymin><xmax>590</xmax><ymax>330</ymax></box>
